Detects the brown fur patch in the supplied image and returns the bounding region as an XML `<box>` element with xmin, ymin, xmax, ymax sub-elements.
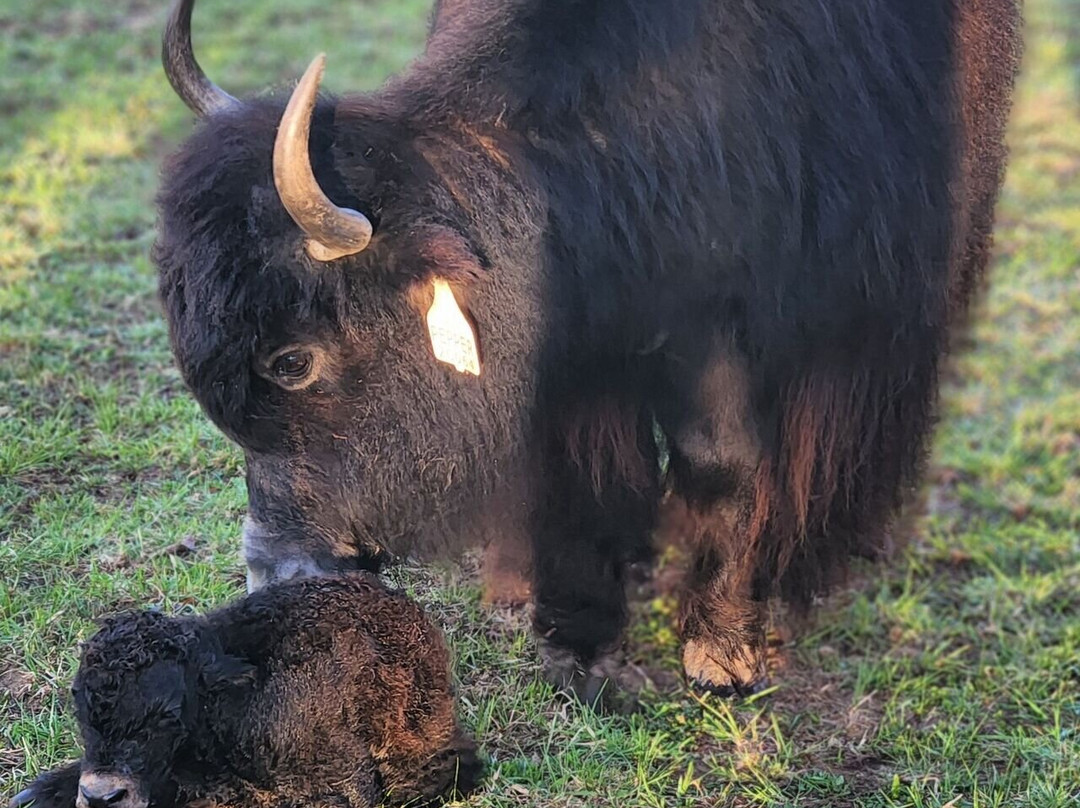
<box><xmin>414</xmin><ymin>139</ymin><xmax>478</xmax><ymax>219</ymax></box>
<box><xmin>950</xmin><ymin>0</ymin><xmax>1023</xmax><ymax>314</ymax></box>
<box><xmin>480</xmin><ymin>533</ymin><xmax>532</xmax><ymax>607</ymax></box>
<box><xmin>415</xmin><ymin>123</ymin><xmax>513</xmax><ymax>221</ymax></box>
<box><xmin>453</xmin><ymin>121</ymin><xmax>512</xmax><ymax>170</ymax></box>
<box><xmin>771</xmin><ymin>372</ymin><xmax>881</xmax><ymax>572</ymax></box>
<box><xmin>778</xmin><ymin>374</ymin><xmax>851</xmax><ymax>536</ymax></box>
<box><xmin>749</xmin><ymin>459</ymin><xmax>773</xmax><ymax>545</ymax></box>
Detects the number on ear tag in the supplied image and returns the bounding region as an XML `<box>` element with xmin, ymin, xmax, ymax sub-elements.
<box><xmin>426</xmin><ymin>279</ymin><xmax>481</xmax><ymax>376</ymax></box>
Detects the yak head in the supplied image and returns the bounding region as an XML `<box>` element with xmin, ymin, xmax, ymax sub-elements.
<box><xmin>155</xmin><ymin>0</ymin><xmax>545</xmax><ymax>588</ymax></box>
<box><xmin>71</xmin><ymin>611</ymin><xmax>252</xmax><ymax>808</ymax></box>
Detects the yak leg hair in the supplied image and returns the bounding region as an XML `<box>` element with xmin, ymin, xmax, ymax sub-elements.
<box><xmin>668</xmin><ymin>485</ymin><xmax>770</xmax><ymax>697</ymax></box>
<box><xmin>659</xmin><ymin>346</ymin><xmax>770</xmax><ymax>695</ymax></box>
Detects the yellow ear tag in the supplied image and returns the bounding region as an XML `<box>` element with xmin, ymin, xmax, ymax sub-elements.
<box><xmin>426</xmin><ymin>279</ymin><xmax>481</xmax><ymax>376</ymax></box>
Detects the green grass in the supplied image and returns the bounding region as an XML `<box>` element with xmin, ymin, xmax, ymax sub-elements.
<box><xmin>2</xmin><ymin>1</ymin><xmax>1078</xmax><ymax>806</ymax></box>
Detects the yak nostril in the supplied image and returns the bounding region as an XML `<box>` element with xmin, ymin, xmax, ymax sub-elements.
<box><xmin>104</xmin><ymin>789</ymin><xmax>127</xmax><ymax>805</ymax></box>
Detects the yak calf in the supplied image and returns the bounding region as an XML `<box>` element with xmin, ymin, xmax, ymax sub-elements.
<box><xmin>10</xmin><ymin>576</ymin><xmax>482</xmax><ymax>808</ymax></box>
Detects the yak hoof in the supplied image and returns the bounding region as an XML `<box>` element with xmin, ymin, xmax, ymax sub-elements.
<box><xmin>682</xmin><ymin>637</ymin><xmax>769</xmax><ymax>698</ymax></box>
<box><xmin>538</xmin><ymin>640</ymin><xmax>629</xmax><ymax>712</ymax></box>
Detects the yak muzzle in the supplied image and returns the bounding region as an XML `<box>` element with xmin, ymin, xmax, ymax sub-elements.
<box><xmin>241</xmin><ymin>514</ymin><xmax>386</xmax><ymax>592</ymax></box>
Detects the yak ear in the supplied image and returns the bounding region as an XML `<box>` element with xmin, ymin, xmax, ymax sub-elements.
<box><xmin>405</xmin><ymin>228</ymin><xmax>486</xmax><ymax>377</ymax></box>
<box><xmin>413</xmin><ymin>225</ymin><xmax>486</xmax><ymax>285</ymax></box>
<box><xmin>403</xmin><ymin>225</ymin><xmax>486</xmax><ymax>317</ymax></box>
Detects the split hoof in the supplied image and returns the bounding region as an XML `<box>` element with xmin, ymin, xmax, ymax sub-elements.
<box><xmin>682</xmin><ymin>636</ymin><xmax>769</xmax><ymax>698</ymax></box>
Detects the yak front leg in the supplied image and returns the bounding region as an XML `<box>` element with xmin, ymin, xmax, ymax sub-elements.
<box><xmin>531</xmin><ymin>405</ymin><xmax>659</xmax><ymax>707</ymax></box>
<box><xmin>678</xmin><ymin>519</ymin><xmax>770</xmax><ymax>697</ymax></box>
<box><xmin>532</xmin><ymin>523</ymin><xmax>630</xmax><ymax>706</ymax></box>
<box><xmin>659</xmin><ymin>346</ymin><xmax>771</xmax><ymax>696</ymax></box>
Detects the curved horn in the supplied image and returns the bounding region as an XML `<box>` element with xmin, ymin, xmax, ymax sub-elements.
<box><xmin>163</xmin><ymin>0</ymin><xmax>238</xmax><ymax>117</ymax></box>
<box><xmin>273</xmin><ymin>55</ymin><xmax>373</xmax><ymax>262</ymax></box>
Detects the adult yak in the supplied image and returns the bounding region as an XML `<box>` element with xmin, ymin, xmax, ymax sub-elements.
<box><xmin>155</xmin><ymin>0</ymin><xmax>1022</xmax><ymax>699</ymax></box>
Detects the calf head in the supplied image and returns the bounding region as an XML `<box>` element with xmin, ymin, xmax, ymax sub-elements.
<box><xmin>156</xmin><ymin>1</ymin><xmax>544</xmax><ymax>588</ymax></box>
<box><xmin>72</xmin><ymin>612</ymin><xmax>251</xmax><ymax>808</ymax></box>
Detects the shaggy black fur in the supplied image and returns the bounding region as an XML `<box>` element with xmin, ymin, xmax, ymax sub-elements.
<box><xmin>10</xmin><ymin>576</ymin><xmax>482</xmax><ymax>808</ymax></box>
<box><xmin>154</xmin><ymin>0</ymin><xmax>1023</xmax><ymax>695</ymax></box>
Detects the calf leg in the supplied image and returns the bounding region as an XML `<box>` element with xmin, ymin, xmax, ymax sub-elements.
<box><xmin>531</xmin><ymin>405</ymin><xmax>659</xmax><ymax>705</ymax></box>
<box><xmin>383</xmin><ymin>732</ymin><xmax>483</xmax><ymax>807</ymax></box>
<box><xmin>9</xmin><ymin>762</ymin><xmax>82</xmax><ymax>808</ymax></box>
<box><xmin>339</xmin><ymin>766</ymin><xmax>383</xmax><ymax>808</ymax></box>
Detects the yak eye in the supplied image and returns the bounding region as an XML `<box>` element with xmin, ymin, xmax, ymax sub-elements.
<box><xmin>273</xmin><ymin>351</ymin><xmax>313</xmax><ymax>381</ymax></box>
<box><xmin>260</xmin><ymin>346</ymin><xmax>322</xmax><ymax>391</ymax></box>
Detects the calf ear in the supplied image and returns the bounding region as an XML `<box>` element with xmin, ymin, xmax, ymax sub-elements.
<box><xmin>198</xmin><ymin>650</ymin><xmax>255</xmax><ymax>690</ymax></box>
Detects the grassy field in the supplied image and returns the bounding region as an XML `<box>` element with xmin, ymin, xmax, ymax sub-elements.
<box><xmin>2</xmin><ymin>1</ymin><xmax>1078</xmax><ymax>806</ymax></box>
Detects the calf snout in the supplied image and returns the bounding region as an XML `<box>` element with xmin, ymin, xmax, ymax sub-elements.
<box><xmin>76</xmin><ymin>773</ymin><xmax>144</xmax><ymax>808</ymax></box>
